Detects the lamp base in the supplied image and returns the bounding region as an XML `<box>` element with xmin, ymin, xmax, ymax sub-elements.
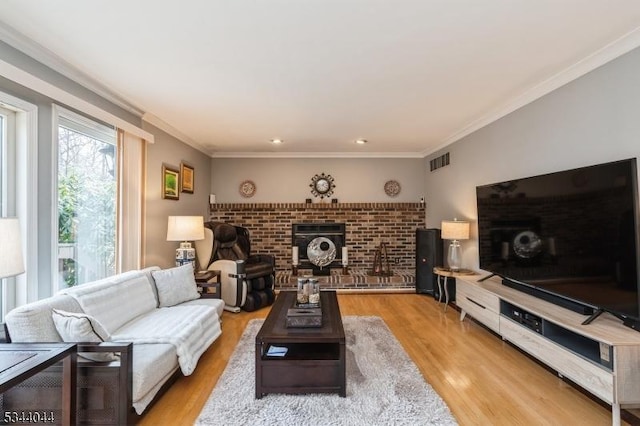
<box><xmin>176</xmin><ymin>241</ymin><xmax>196</xmax><ymax>268</ymax></box>
<box><xmin>447</xmin><ymin>240</ymin><xmax>462</xmax><ymax>272</ymax></box>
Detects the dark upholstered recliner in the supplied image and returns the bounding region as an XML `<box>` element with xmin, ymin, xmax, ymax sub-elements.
<box><xmin>195</xmin><ymin>222</ymin><xmax>275</xmax><ymax>312</ymax></box>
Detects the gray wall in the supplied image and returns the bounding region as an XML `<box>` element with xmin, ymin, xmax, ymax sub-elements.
<box><xmin>424</xmin><ymin>46</ymin><xmax>640</xmax><ymax>271</ymax></box>
<box><xmin>211</xmin><ymin>157</ymin><xmax>425</xmax><ymax>203</ymax></box>
<box><xmin>144</xmin><ymin>123</ymin><xmax>212</xmax><ymax>269</ymax></box>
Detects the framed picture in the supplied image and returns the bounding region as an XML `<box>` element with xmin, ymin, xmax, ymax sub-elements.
<box><xmin>162</xmin><ymin>164</ymin><xmax>180</xmax><ymax>200</ymax></box>
<box><xmin>181</xmin><ymin>162</ymin><xmax>194</xmax><ymax>194</ymax></box>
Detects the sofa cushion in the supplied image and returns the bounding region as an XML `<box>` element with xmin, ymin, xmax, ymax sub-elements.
<box><xmin>51</xmin><ymin>309</ymin><xmax>118</xmax><ymax>362</ymax></box>
<box><xmin>111</xmin><ymin>305</ymin><xmax>220</xmax><ymax>376</ymax></box>
<box><xmin>64</xmin><ymin>274</ymin><xmax>157</xmax><ymax>334</ymax></box>
<box><xmin>179</xmin><ymin>297</ymin><xmax>225</xmax><ymax>318</ymax></box>
<box><xmin>5</xmin><ymin>294</ymin><xmax>83</xmax><ymax>342</ymax></box>
<box><xmin>152</xmin><ymin>264</ymin><xmax>200</xmax><ymax>307</ymax></box>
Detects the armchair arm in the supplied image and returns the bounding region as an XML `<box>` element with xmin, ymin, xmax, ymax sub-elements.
<box><xmin>210</xmin><ymin>259</ymin><xmax>248</xmax><ymax>310</ymax></box>
<box><xmin>247</xmin><ymin>254</ymin><xmax>275</xmax><ymax>267</ymax></box>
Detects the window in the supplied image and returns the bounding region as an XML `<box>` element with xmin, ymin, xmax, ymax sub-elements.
<box><xmin>0</xmin><ymin>106</ymin><xmax>15</xmax><ymax>314</ymax></box>
<box><xmin>0</xmin><ymin>112</ymin><xmax>5</xmax><ymax>213</ymax></box>
<box><xmin>56</xmin><ymin>107</ymin><xmax>117</xmax><ymax>289</ymax></box>
<box><xmin>0</xmin><ymin>106</ymin><xmax>16</xmax><ymax>214</ymax></box>
<box><xmin>0</xmin><ymin>112</ymin><xmax>4</xmax><ymax>212</ymax></box>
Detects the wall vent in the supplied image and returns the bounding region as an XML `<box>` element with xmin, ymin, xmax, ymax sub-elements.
<box><xmin>430</xmin><ymin>152</ymin><xmax>450</xmax><ymax>172</ymax></box>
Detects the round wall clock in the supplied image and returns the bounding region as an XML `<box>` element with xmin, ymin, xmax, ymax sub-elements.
<box><xmin>384</xmin><ymin>180</ymin><xmax>401</xmax><ymax>197</ymax></box>
<box><xmin>310</xmin><ymin>173</ymin><xmax>336</xmax><ymax>198</ymax></box>
<box><xmin>239</xmin><ymin>180</ymin><xmax>256</xmax><ymax>198</ymax></box>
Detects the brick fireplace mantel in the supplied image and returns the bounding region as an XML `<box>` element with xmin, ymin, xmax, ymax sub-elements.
<box><xmin>212</xmin><ymin>202</ymin><xmax>423</xmax><ymax>210</ymax></box>
<box><xmin>208</xmin><ymin>202</ymin><xmax>426</xmax><ymax>290</ymax></box>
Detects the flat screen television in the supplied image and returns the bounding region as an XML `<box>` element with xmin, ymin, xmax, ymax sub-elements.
<box><xmin>476</xmin><ymin>158</ymin><xmax>640</xmax><ymax>331</ymax></box>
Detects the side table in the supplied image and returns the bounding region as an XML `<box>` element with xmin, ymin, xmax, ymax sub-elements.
<box><xmin>195</xmin><ymin>270</ymin><xmax>221</xmax><ymax>299</ymax></box>
<box><xmin>433</xmin><ymin>267</ymin><xmax>477</xmax><ymax>312</ymax></box>
<box><xmin>0</xmin><ymin>343</ymin><xmax>77</xmax><ymax>425</ymax></box>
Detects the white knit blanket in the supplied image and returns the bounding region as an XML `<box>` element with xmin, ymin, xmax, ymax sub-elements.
<box><xmin>111</xmin><ymin>305</ymin><xmax>221</xmax><ymax>375</ymax></box>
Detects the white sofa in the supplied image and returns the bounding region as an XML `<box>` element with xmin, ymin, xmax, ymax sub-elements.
<box><xmin>4</xmin><ymin>265</ymin><xmax>225</xmax><ymax>424</ymax></box>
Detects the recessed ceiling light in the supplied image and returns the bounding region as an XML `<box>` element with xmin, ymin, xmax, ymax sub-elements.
<box><xmin>355</xmin><ymin>139</ymin><xmax>367</xmax><ymax>145</ymax></box>
<box><xmin>271</xmin><ymin>139</ymin><xmax>283</xmax><ymax>144</ymax></box>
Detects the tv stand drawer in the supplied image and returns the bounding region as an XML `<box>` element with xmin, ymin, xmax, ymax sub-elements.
<box><xmin>457</xmin><ymin>280</ymin><xmax>499</xmax><ymax>312</ymax></box>
<box><xmin>456</xmin><ymin>280</ymin><xmax>500</xmax><ymax>333</ymax></box>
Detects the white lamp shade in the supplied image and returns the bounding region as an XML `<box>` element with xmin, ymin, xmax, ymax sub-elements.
<box><xmin>167</xmin><ymin>216</ymin><xmax>205</xmax><ymax>241</ymax></box>
<box><xmin>441</xmin><ymin>220</ymin><xmax>470</xmax><ymax>241</ymax></box>
<box><xmin>0</xmin><ymin>217</ymin><xmax>25</xmax><ymax>279</ymax></box>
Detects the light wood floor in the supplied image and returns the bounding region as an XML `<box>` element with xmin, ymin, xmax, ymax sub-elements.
<box><xmin>138</xmin><ymin>294</ymin><xmax>637</xmax><ymax>425</ymax></box>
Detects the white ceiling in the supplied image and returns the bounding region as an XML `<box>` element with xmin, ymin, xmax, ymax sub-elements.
<box><xmin>1</xmin><ymin>1</ymin><xmax>640</xmax><ymax>157</ymax></box>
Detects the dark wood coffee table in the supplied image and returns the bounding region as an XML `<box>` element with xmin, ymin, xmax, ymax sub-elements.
<box><xmin>255</xmin><ymin>290</ymin><xmax>345</xmax><ymax>398</ymax></box>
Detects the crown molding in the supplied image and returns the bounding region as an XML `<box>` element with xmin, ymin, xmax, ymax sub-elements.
<box><xmin>209</xmin><ymin>151</ymin><xmax>424</xmax><ymax>159</ymax></box>
<box><xmin>422</xmin><ymin>25</ymin><xmax>640</xmax><ymax>158</ymax></box>
<box><xmin>142</xmin><ymin>113</ymin><xmax>213</xmax><ymax>155</ymax></box>
<box><xmin>0</xmin><ymin>21</ymin><xmax>145</xmax><ymax>118</ymax></box>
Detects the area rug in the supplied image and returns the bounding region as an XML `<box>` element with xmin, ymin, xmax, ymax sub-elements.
<box><xmin>196</xmin><ymin>316</ymin><xmax>457</xmax><ymax>426</ymax></box>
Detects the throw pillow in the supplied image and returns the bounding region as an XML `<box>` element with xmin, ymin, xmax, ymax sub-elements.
<box><xmin>51</xmin><ymin>309</ymin><xmax>118</xmax><ymax>362</ymax></box>
<box><xmin>152</xmin><ymin>264</ymin><xmax>200</xmax><ymax>307</ymax></box>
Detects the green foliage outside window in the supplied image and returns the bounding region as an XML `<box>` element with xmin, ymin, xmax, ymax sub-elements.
<box><xmin>58</xmin><ymin>127</ymin><xmax>116</xmax><ymax>287</ymax></box>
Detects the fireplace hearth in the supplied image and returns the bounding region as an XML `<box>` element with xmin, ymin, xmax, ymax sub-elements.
<box><xmin>292</xmin><ymin>223</ymin><xmax>345</xmax><ymax>275</ymax></box>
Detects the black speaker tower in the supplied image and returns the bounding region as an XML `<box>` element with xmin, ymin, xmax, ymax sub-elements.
<box><xmin>415</xmin><ymin>228</ymin><xmax>443</xmax><ymax>296</ymax></box>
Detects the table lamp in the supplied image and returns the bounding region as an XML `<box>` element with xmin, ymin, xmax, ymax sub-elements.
<box><xmin>0</xmin><ymin>217</ymin><xmax>25</xmax><ymax>279</ymax></box>
<box><xmin>167</xmin><ymin>216</ymin><xmax>205</xmax><ymax>269</ymax></box>
<box><xmin>441</xmin><ymin>219</ymin><xmax>470</xmax><ymax>272</ymax></box>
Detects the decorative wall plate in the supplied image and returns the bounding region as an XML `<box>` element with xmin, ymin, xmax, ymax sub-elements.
<box><xmin>239</xmin><ymin>180</ymin><xmax>256</xmax><ymax>198</ymax></box>
<box><xmin>310</xmin><ymin>173</ymin><xmax>336</xmax><ymax>198</ymax></box>
<box><xmin>384</xmin><ymin>180</ymin><xmax>401</xmax><ymax>197</ymax></box>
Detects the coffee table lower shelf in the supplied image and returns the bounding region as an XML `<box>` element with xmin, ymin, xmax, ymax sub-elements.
<box><xmin>255</xmin><ymin>350</ymin><xmax>345</xmax><ymax>398</ymax></box>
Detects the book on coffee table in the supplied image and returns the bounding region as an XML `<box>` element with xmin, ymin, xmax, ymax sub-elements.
<box><xmin>266</xmin><ymin>345</ymin><xmax>288</xmax><ymax>357</ymax></box>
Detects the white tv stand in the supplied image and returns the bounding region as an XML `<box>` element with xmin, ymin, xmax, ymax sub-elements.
<box><xmin>456</xmin><ymin>274</ymin><xmax>640</xmax><ymax>426</ymax></box>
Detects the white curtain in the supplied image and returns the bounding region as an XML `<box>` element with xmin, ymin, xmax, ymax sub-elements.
<box><xmin>117</xmin><ymin>129</ymin><xmax>146</xmax><ymax>272</ymax></box>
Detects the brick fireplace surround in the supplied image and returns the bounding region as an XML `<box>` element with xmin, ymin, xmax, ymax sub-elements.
<box><xmin>208</xmin><ymin>202</ymin><xmax>426</xmax><ymax>291</ymax></box>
